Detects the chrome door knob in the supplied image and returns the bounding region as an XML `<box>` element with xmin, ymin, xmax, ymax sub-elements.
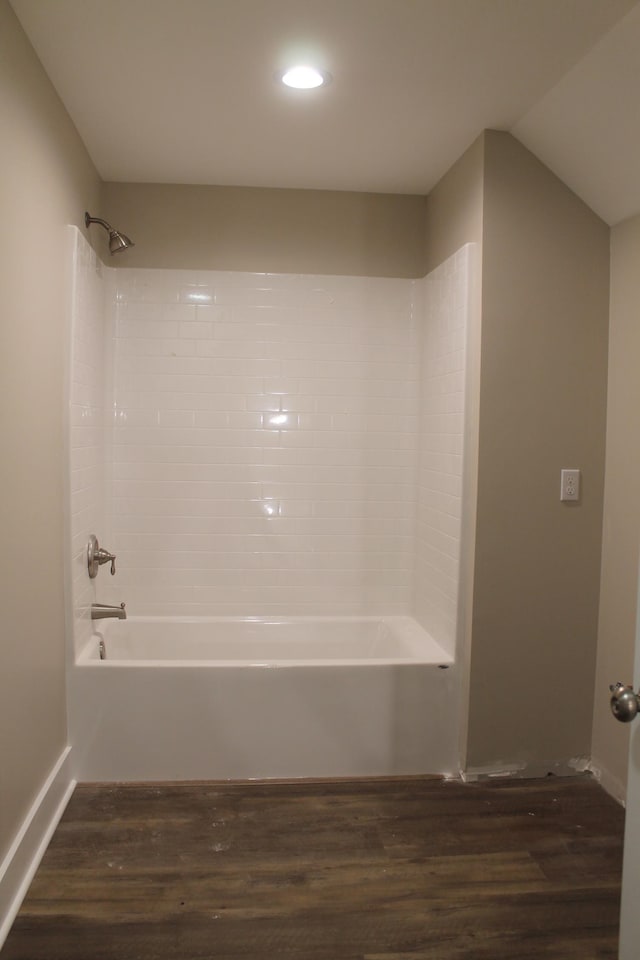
<box><xmin>609</xmin><ymin>682</ymin><xmax>640</xmax><ymax>723</ymax></box>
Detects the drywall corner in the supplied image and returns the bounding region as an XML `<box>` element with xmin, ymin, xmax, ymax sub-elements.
<box><xmin>424</xmin><ymin>133</ymin><xmax>484</xmax><ymax>275</ymax></box>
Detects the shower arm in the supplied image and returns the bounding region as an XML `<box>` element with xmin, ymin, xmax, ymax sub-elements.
<box><xmin>84</xmin><ymin>213</ymin><xmax>112</xmax><ymax>232</ymax></box>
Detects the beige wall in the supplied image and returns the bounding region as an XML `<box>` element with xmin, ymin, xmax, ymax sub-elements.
<box><xmin>103</xmin><ymin>182</ymin><xmax>426</xmax><ymax>278</ymax></box>
<box><xmin>0</xmin><ymin>0</ymin><xmax>101</xmax><ymax>864</ymax></box>
<box><xmin>465</xmin><ymin>131</ymin><xmax>610</xmax><ymax>773</ymax></box>
<box><xmin>424</xmin><ymin>134</ymin><xmax>484</xmax><ymax>274</ymax></box>
<box><xmin>591</xmin><ymin>214</ymin><xmax>640</xmax><ymax>798</ymax></box>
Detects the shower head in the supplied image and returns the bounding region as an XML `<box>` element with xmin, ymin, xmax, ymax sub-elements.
<box><xmin>84</xmin><ymin>212</ymin><xmax>134</xmax><ymax>255</ymax></box>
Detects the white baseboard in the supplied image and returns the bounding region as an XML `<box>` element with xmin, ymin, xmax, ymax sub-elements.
<box><xmin>0</xmin><ymin>746</ymin><xmax>75</xmax><ymax>949</ymax></box>
<box><xmin>460</xmin><ymin>761</ymin><xmax>527</xmax><ymax>782</ymax></box>
<box><xmin>587</xmin><ymin>759</ymin><xmax>627</xmax><ymax>806</ymax></box>
<box><xmin>461</xmin><ymin>756</ymin><xmax>593</xmax><ymax>783</ymax></box>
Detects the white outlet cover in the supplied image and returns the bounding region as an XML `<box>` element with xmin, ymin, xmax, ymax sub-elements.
<box><xmin>560</xmin><ymin>468</ymin><xmax>580</xmax><ymax>502</ymax></box>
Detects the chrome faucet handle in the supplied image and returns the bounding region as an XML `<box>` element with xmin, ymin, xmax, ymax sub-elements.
<box><xmin>96</xmin><ymin>548</ymin><xmax>116</xmax><ymax>575</ymax></box>
<box><xmin>87</xmin><ymin>534</ymin><xmax>117</xmax><ymax>578</ymax></box>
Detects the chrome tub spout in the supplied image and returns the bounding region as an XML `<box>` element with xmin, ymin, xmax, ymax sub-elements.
<box><xmin>91</xmin><ymin>602</ymin><xmax>127</xmax><ymax>620</ymax></box>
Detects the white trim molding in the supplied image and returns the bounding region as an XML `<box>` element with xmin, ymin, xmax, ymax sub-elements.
<box><xmin>588</xmin><ymin>758</ymin><xmax>627</xmax><ymax>806</ymax></box>
<box><xmin>0</xmin><ymin>747</ymin><xmax>75</xmax><ymax>949</ymax></box>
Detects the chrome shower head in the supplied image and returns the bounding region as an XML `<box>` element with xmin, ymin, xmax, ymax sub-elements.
<box><xmin>84</xmin><ymin>212</ymin><xmax>134</xmax><ymax>255</ymax></box>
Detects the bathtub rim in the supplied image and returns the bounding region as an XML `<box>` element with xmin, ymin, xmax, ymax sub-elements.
<box><xmin>77</xmin><ymin>614</ymin><xmax>455</xmax><ymax>669</ymax></box>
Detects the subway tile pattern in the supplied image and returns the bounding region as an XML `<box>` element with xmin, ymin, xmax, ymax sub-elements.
<box><xmin>67</xmin><ymin>228</ymin><xmax>107</xmax><ymax>653</ymax></box>
<box><xmin>67</xmin><ymin>251</ymin><xmax>471</xmax><ymax>636</ymax></box>
<box><xmin>109</xmin><ymin>271</ymin><xmax>421</xmax><ymax>615</ymax></box>
<box><xmin>414</xmin><ymin>246</ymin><xmax>471</xmax><ymax>656</ymax></box>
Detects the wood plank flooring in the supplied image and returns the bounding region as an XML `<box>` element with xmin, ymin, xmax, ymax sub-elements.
<box><xmin>2</xmin><ymin>775</ymin><xmax>624</xmax><ymax>960</ymax></box>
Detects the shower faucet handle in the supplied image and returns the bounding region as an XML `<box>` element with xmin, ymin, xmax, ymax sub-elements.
<box><xmin>101</xmin><ymin>552</ymin><xmax>116</xmax><ymax>575</ymax></box>
<box><xmin>87</xmin><ymin>534</ymin><xmax>117</xmax><ymax>578</ymax></box>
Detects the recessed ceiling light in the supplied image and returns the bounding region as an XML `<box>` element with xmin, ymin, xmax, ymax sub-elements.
<box><xmin>279</xmin><ymin>65</ymin><xmax>331</xmax><ymax>89</ymax></box>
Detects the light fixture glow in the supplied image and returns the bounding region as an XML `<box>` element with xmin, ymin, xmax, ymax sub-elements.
<box><xmin>280</xmin><ymin>65</ymin><xmax>330</xmax><ymax>89</ymax></box>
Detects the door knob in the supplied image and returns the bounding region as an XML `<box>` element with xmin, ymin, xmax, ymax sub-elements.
<box><xmin>609</xmin><ymin>682</ymin><xmax>640</xmax><ymax>723</ymax></box>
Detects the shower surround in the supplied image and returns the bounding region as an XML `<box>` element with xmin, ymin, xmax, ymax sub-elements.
<box><xmin>109</xmin><ymin>269</ymin><xmax>420</xmax><ymax>617</ymax></box>
<box><xmin>66</xmin><ymin>228</ymin><xmax>473</xmax><ymax>778</ymax></box>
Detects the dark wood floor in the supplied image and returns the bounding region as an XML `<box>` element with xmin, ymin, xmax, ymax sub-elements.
<box><xmin>2</xmin><ymin>775</ymin><xmax>624</xmax><ymax>960</ymax></box>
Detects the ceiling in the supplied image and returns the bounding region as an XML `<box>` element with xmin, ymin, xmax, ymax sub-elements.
<box><xmin>10</xmin><ymin>0</ymin><xmax>640</xmax><ymax>225</ymax></box>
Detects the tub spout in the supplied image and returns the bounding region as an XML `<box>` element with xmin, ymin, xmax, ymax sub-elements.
<box><xmin>91</xmin><ymin>602</ymin><xmax>127</xmax><ymax>620</ymax></box>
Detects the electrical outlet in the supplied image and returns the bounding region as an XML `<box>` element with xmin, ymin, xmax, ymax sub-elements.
<box><xmin>560</xmin><ymin>469</ymin><xmax>580</xmax><ymax>502</ymax></box>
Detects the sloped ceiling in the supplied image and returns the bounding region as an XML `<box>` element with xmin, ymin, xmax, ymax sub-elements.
<box><xmin>10</xmin><ymin>0</ymin><xmax>640</xmax><ymax>224</ymax></box>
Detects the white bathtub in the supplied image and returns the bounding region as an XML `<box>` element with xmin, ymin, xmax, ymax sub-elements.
<box><xmin>70</xmin><ymin>616</ymin><xmax>459</xmax><ymax>781</ymax></box>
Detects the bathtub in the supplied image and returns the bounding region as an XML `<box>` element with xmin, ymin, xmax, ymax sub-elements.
<box><xmin>70</xmin><ymin>616</ymin><xmax>459</xmax><ymax>781</ymax></box>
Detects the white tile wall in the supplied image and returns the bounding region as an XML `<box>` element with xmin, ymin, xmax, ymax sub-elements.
<box><xmin>67</xmin><ymin>228</ymin><xmax>108</xmax><ymax>654</ymax></box>
<box><xmin>108</xmin><ymin>270</ymin><xmax>420</xmax><ymax>615</ymax></box>
<box><xmin>67</xmin><ymin>252</ymin><xmax>471</xmax><ymax>637</ymax></box>
<box><xmin>414</xmin><ymin>245</ymin><xmax>471</xmax><ymax>655</ymax></box>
